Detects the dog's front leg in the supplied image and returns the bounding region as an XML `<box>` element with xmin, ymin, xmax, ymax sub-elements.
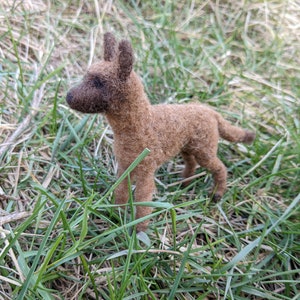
<box><xmin>134</xmin><ymin>173</ymin><xmax>155</xmax><ymax>232</ymax></box>
<box><xmin>114</xmin><ymin>168</ymin><xmax>129</xmax><ymax>207</ymax></box>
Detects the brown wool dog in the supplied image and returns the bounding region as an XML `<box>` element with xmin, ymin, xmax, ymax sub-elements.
<box><xmin>66</xmin><ymin>32</ymin><xmax>255</xmax><ymax>232</ymax></box>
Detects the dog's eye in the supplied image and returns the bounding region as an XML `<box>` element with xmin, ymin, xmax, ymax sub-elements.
<box><xmin>93</xmin><ymin>77</ymin><xmax>104</xmax><ymax>89</ymax></box>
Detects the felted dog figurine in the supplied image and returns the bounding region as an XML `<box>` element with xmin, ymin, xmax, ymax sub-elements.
<box><xmin>66</xmin><ymin>32</ymin><xmax>255</xmax><ymax>232</ymax></box>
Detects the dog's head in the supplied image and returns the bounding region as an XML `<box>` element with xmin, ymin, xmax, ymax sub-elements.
<box><xmin>66</xmin><ymin>32</ymin><xmax>134</xmax><ymax>113</ymax></box>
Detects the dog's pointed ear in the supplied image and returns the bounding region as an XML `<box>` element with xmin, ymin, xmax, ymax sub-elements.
<box><xmin>118</xmin><ymin>40</ymin><xmax>134</xmax><ymax>81</ymax></box>
<box><xmin>104</xmin><ymin>32</ymin><xmax>117</xmax><ymax>61</ymax></box>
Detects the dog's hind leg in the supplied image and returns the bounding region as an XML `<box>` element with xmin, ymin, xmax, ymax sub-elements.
<box><xmin>181</xmin><ymin>150</ymin><xmax>197</xmax><ymax>187</ymax></box>
<box><xmin>194</xmin><ymin>150</ymin><xmax>227</xmax><ymax>201</ymax></box>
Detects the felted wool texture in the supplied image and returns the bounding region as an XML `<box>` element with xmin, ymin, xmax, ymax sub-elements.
<box><xmin>66</xmin><ymin>32</ymin><xmax>255</xmax><ymax>232</ymax></box>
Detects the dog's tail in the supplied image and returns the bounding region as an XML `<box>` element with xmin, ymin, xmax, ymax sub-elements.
<box><xmin>216</xmin><ymin>113</ymin><xmax>255</xmax><ymax>144</ymax></box>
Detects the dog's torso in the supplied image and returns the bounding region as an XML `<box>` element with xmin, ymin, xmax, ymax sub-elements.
<box><xmin>112</xmin><ymin>103</ymin><xmax>219</xmax><ymax>174</ymax></box>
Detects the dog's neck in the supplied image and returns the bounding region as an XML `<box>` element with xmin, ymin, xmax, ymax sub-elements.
<box><xmin>105</xmin><ymin>73</ymin><xmax>152</xmax><ymax>135</ymax></box>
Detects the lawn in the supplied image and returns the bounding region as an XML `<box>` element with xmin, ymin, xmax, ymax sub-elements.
<box><xmin>0</xmin><ymin>1</ymin><xmax>299</xmax><ymax>299</ymax></box>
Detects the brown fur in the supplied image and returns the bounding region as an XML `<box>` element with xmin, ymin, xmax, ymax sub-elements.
<box><xmin>66</xmin><ymin>32</ymin><xmax>255</xmax><ymax>232</ymax></box>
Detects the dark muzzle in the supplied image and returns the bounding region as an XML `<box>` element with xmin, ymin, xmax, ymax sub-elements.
<box><xmin>66</xmin><ymin>91</ymin><xmax>73</xmax><ymax>105</ymax></box>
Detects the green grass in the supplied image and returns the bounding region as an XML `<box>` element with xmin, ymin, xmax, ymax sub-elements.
<box><xmin>0</xmin><ymin>0</ymin><xmax>299</xmax><ymax>299</ymax></box>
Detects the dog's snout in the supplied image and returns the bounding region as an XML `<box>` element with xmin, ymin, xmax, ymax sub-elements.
<box><xmin>66</xmin><ymin>92</ymin><xmax>73</xmax><ymax>104</ymax></box>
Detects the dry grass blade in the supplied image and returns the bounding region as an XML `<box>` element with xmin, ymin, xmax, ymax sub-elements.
<box><xmin>0</xmin><ymin>211</ymin><xmax>31</xmax><ymax>226</ymax></box>
<box><xmin>0</xmin><ymin>84</ymin><xmax>45</xmax><ymax>158</ymax></box>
